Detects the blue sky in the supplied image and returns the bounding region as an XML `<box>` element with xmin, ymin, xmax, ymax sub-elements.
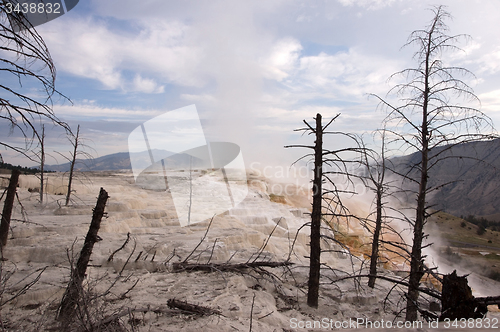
<box><xmin>2</xmin><ymin>0</ymin><xmax>500</xmax><ymax>167</ymax></box>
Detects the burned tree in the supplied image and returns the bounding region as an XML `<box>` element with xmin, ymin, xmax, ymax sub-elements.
<box><xmin>55</xmin><ymin>124</ymin><xmax>94</xmax><ymax>206</ymax></box>
<box><xmin>65</xmin><ymin>125</ymin><xmax>78</xmax><ymax>206</ymax></box>
<box><xmin>0</xmin><ymin>169</ymin><xmax>20</xmax><ymax>249</ymax></box>
<box><xmin>39</xmin><ymin>125</ymin><xmax>45</xmax><ymax>203</ymax></box>
<box><xmin>1</xmin><ymin>0</ymin><xmax>70</xmax><ymax>159</ymax></box>
<box><xmin>359</xmin><ymin>130</ymin><xmax>410</xmax><ymax>289</ymax></box>
<box><xmin>371</xmin><ymin>6</ymin><xmax>496</xmax><ymax>321</ymax></box>
<box><xmin>286</xmin><ymin>113</ymin><xmax>365</xmax><ymax>308</ymax></box>
<box><xmin>362</xmin><ymin>131</ymin><xmax>390</xmax><ymax>289</ymax></box>
<box><xmin>58</xmin><ymin>188</ymin><xmax>109</xmax><ymax>325</ymax></box>
<box><xmin>307</xmin><ymin>113</ymin><xmax>323</xmax><ymax>308</ymax></box>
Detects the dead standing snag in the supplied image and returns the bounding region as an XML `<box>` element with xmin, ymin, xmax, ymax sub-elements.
<box><xmin>285</xmin><ymin>113</ymin><xmax>365</xmax><ymax>308</ymax></box>
<box><xmin>57</xmin><ymin>187</ymin><xmax>109</xmax><ymax>324</ymax></box>
<box><xmin>0</xmin><ymin>169</ymin><xmax>20</xmax><ymax>249</ymax></box>
<box><xmin>371</xmin><ymin>6</ymin><xmax>496</xmax><ymax>321</ymax></box>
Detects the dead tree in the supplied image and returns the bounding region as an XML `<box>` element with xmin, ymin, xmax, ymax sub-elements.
<box><xmin>363</xmin><ymin>133</ymin><xmax>388</xmax><ymax>289</ymax></box>
<box><xmin>359</xmin><ymin>130</ymin><xmax>409</xmax><ymax>289</ymax></box>
<box><xmin>65</xmin><ymin>124</ymin><xmax>79</xmax><ymax>206</ymax></box>
<box><xmin>58</xmin><ymin>187</ymin><xmax>109</xmax><ymax>324</ymax></box>
<box><xmin>367</xmin><ymin>181</ymin><xmax>383</xmax><ymax>288</ymax></box>
<box><xmin>286</xmin><ymin>113</ymin><xmax>324</xmax><ymax>308</ymax></box>
<box><xmin>54</xmin><ymin>124</ymin><xmax>94</xmax><ymax>206</ymax></box>
<box><xmin>1</xmin><ymin>0</ymin><xmax>70</xmax><ymax>159</ymax></box>
<box><xmin>286</xmin><ymin>113</ymin><xmax>365</xmax><ymax>308</ymax></box>
<box><xmin>371</xmin><ymin>6</ymin><xmax>496</xmax><ymax>321</ymax></box>
<box><xmin>0</xmin><ymin>169</ymin><xmax>20</xmax><ymax>249</ymax></box>
<box><xmin>309</xmin><ymin>113</ymin><xmax>323</xmax><ymax>308</ymax></box>
<box><xmin>39</xmin><ymin>125</ymin><xmax>45</xmax><ymax>203</ymax></box>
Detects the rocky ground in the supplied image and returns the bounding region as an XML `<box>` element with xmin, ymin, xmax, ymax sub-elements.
<box><xmin>0</xmin><ymin>171</ymin><xmax>499</xmax><ymax>331</ymax></box>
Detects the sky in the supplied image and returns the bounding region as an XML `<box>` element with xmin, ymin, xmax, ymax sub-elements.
<box><xmin>2</xmin><ymin>0</ymin><xmax>500</xmax><ymax>170</ymax></box>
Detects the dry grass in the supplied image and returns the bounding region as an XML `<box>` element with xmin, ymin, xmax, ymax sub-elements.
<box><xmin>429</xmin><ymin>211</ymin><xmax>500</xmax><ymax>250</ymax></box>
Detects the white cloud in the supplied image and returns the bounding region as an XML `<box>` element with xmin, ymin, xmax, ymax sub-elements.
<box><xmin>290</xmin><ymin>48</ymin><xmax>400</xmax><ymax>99</ymax></box>
<box><xmin>261</xmin><ymin>38</ymin><xmax>302</xmax><ymax>81</ymax></box>
<box><xmin>54</xmin><ymin>103</ymin><xmax>164</xmax><ymax>121</ymax></box>
<box><xmin>475</xmin><ymin>47</ymin><xmax>500</xmax><ymax>75</ymax></box>
<box><xmin>259</xmin><ymin>38</ymin><xmax>401</xmax><ymax>104</ymax></box>
<box><xmin>479</xmin><ymin>89</ymin><xmax>500</xmax><ymax>113</ymax></box>
<box><xmin>180</xmin><ymin>94</ymin><xmax>216</xmax><ymax>104</ymax></box>
<box><xmin>22</xmin><ymin>0</ymin><xmax>499</xmax><ymax>168</ymax></box>
<box><xmin>257</xmin><ymin>105</ymin><xmax>341</xmax><ymax>123</ymax></box>
<box><xmin>133</xmin><ymin>75</ymin><xmax>164</xmax><ymax>94</ymax></box>
<box><xmin>40</xmin><ymin>17</ymin><xmax>203</xmax><ymax>92</ymax></box>
<box><xmin>337</xmin><ymin>0</ymin><xmax>401</xmax><ymax>10</ymax></box>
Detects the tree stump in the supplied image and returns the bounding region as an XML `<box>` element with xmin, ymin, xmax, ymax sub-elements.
<box><xmin>440</xmin><ymin>270</ymin><xmax>487</xmax><ymax>320</ymax></box>
<box><xmin>0</xmin><ymin>169</ymin><xmax>20</xmax><ymax>249</ymax></box>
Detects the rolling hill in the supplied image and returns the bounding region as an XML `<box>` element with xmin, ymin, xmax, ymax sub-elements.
<box><xmin>391</xmin><ymin>138</ymin><xmax>500</xmax><ymax>219</ymax></box>
<box><xmin>45</xmin><ymin>151</ymin><xmax>132</xmax><ymax>172</ymax></box>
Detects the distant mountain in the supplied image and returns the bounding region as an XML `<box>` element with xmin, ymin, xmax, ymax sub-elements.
<box><xmin>47</xmin><ymin>139</ymin><xmax>500</xmax><ymax>219</ymax></box>
<box><xmin>45</xmin><ymin>149</ymin><xmax>207</xmax><ymax>173</ymax></box>
<box><xmin>391</xmin><ymin>138</ymin><xmax>500</xmax><ymax>219</ymax></box>
<box><xmin>45</xmin><ymin>152</ymin><xmax>132</xmax><ymax>172</ymax></box>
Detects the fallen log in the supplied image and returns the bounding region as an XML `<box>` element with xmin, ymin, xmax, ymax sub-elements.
<box><xmin>331</xmin><ymin>273</ymin><xmax>442</xmax><ymax>301</ymax></box>
<box><xmin>171</xmin><ymin>261</ymin><xmax>293</xmax><ymax>273</ymax></box>
<box><xmin>167</xmin><ymin>298</ymin><xmax>221</xmax><ymax>316</ymax></box>
<box><xmin>474</xmin><ymin>296</ymin><xmax>500</xmax><ymax>309</ymax></box>
<box><xmin>100</xmin><ymin>305</ymin><xmax>204</xmax><ymax>326</ymax></box>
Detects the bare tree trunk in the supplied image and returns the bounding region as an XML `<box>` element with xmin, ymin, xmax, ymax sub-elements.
<box><xmin>187</xmin><ymin>155</ymin><xmax>192</xmax><ymax>226</ymax></box>
<box><xmin>39</xmin><ymin>124</ymin><xmax>45</xmax><ymax>203</ymax></box>
<box><xmin>0</xmin><ymin>169</ymin><xmax>20</xmax><ymax>249</ymax></box>
<box><xmin>368</xmin><ymin>187</ymin><xmax>383</xmax><ymax>288</ymax></box>
<box><xmin>307</xmin><ymin>113</ymin><xmax>323</xmax><ymax>308</ymax></box>
<box><xmin>58</xmin><ymin>187</ymin><xmax>109</xmax><ymax>323</ymax></box>
<box><xmin>405</xmin><ymin>17</ymin><xmax>433</xmax><ymax>321</ymax></box>
<box><xmin>369</xmin><ymin>5</ymin><xmax>495</xmax><ymax>321</ymax></box>
<box><xmin>287</xmin><ymin>112</ymin><xmax>360</xmax><ymax>308</ymax></box>
<box><xmin>406</xmin><ymin>148</ymin><xmax>427</xmax><ymax>321</ymax></box>
<box><xmin>65</xmin><ymin>124</ymin><xmax>79</xmax><ymax>206</ymax></box>
<box><xmin>364</xmin><ymin>129</ymin><xmax>389</xmax><ymax>289</ymax></box>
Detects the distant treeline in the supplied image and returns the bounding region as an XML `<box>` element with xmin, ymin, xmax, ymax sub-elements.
<box><xmin>0</xmin><ymin>162</ymin><xmax>45</xmax><ymax>175</ymax></box>
<box><xmin>461</xmin><ymin>215</ymin><xmax>500</xmax><ymax>232</ymax></box>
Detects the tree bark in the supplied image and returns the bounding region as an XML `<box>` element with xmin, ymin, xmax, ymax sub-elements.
<box><xmin>368</xmin><ymin>186</ymin><xmax>383</xmax><ymax>288</ymax></box>
<box><xmin>307</xmin><ymin>113</ymin><xmax>323</xmax><ymax>308</ymax></box>
<box><xmin>65</xmin><ymin>124</ymin><xmax>79</xmax><ymax>206</ymax></box>
<box><xmin>404</xmin><ymin>11</ymin><xmax>438</xmax><ymax>322</ymax></box>
<box><xmin>0</xmin><ymin>169</ymin><xmax>20</xmax><ymax>249</ymax></box>
<box><xmin>58</xmin><ymin>187</ymin><xmax>109</xmax><ymax>323</ymax></box>
<box><xmin>39</xmin><ymin>125</ymin><xmax>45</xmax><ymax>203</ymax></box>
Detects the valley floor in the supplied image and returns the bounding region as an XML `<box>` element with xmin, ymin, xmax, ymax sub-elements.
<box><xmin>1</xmin><ymin>171</ymin><xmax>499</xmax><ymax>331</ymax></box>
